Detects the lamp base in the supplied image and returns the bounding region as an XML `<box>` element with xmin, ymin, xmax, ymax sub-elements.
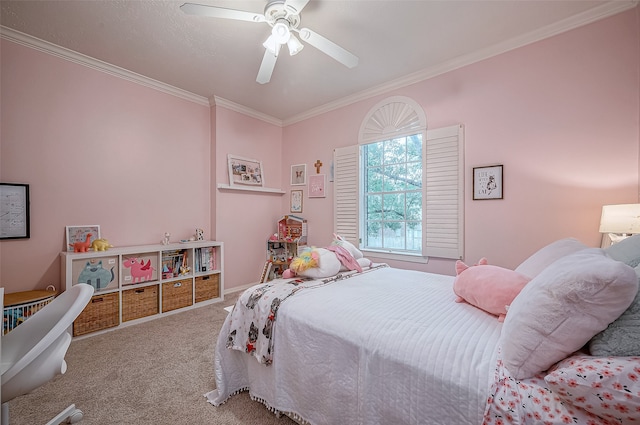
<box><xmin>600</xmin><ymin>233</ymin><xmax>631</xmax><ymax>248</ymax></box>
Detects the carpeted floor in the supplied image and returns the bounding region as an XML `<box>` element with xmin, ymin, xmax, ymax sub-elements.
<box><xmin>7</xmin><ymin>290</ymin><xmax>297</xmax><ymax>425</ymax></box>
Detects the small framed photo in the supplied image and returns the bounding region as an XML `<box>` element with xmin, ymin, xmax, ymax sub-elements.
<box><xmin>473</xmin><ymin>165</ymin><xmax>503</xmax><ymax>200</ymax></box>
<box><xmin>66</xmin><ymin>225</ymin><xmax>101</xmax><ymax>251</ymax></box>
<box><xmin>290</xmin><ymin>190</ymin><xmax>303</xmax><ymax>213</ymax></box>
<box><xmin>309</xmin><ymin>174</ymin><xmax>326</xmax><ymax>198</ymax></box>
<box><xmin>228</xmin><ymin>154</ymin><xmax>263</xmax><ymax>187</ymax></box>
<box><xmin>291</xmin><ymin>164</ymin><xmax>306</xmax><ymax>186</ymax></box>
<box><xmin>0</xmin><ymin>183</ymin><xmax>30</xmax><ymax>239</ymax></box>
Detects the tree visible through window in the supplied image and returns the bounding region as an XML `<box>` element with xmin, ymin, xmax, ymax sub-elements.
<box><xmin>362</xmin><ymin>133</ymin><xmax>423</xmax><ymax>253</ymax></box>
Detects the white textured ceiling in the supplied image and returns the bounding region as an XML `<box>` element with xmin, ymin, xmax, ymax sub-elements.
<box><xmin>1</xmin><ymin>0</ymin><xmax>635</xmax><ymax>123</ymax></box>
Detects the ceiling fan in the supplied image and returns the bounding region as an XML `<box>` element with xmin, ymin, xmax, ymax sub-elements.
<box><xmin>180</xmin><ymin>0</ymin><xmax>359</xmax><ymax>84</ymax></box>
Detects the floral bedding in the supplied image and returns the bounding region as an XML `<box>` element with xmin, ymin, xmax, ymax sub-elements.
<box><xmin>483</xmin><ymin>350</ymin><xmax>640</xmax><ymax>425</ymax></box>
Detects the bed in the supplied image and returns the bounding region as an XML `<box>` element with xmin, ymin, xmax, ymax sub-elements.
<box><xmin>206</xmin><ymin>237</ymin><xmax>640</xmax><ymax>425</ymax></box>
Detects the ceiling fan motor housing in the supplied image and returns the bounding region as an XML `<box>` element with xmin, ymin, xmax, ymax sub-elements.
<box><xmin>264</xmin><ymin>0</ymin><xmax>300</xmax><ymax>30</ymax></box>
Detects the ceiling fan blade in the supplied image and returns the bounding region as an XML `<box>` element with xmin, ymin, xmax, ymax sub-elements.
<box><xmin>297</xmin><ymin>28</ymin><xmax>359</xmax><ymax>68</ymax></box>
<box><xmin>180</xmin><ymin>3</ymin><xmax>265</xmax><ymax>23</ymax></box>
<box><xmin>284</xmin><ymin>0</ymin><xmax>310</xmax><ymax>15</ymax></box>
<box><xmin>257</xmin><ymin>49</ymin><xmax>278</xmax><ymax>84</ymax></box>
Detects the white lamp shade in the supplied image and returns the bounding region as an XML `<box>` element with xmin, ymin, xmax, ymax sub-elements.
<box><xmin>287</xmin><ymin>34</ymin><xmax>304</xmax><ymax>56</ymax></box>
<box><xmin>262</xmin><ymin>35</ymin><xmax>281</xmax><ymax>56</ymax></box>
<box><xmin>599</xmin><ymin>204</ymin><xmax>640</xmax><ymax>234</ymax></box>
<box><xmin>271</xmin><ymin>21</ymin><xmax>291</xmax><ymax>44</ymax></box>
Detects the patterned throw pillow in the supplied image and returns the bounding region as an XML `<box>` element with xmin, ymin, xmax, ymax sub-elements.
<box><xmin>545</xmin><ymin>355</ymin><xmax>640</xmax><ymax>424</ymax></box>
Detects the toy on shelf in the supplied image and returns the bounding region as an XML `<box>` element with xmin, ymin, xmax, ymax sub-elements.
<box><xmin>90</xmin><ymin>238</ymin><xmax>113</xmax><ymax>251</ymax></box>
<box><xmin>277</xmin><ymin>215</ymin><xmax>307</xmax><ymax>244</ymax></box>
<box><xmin>70</xmin><ymin>233</ymin><xmax>92</xmax><ymax>253</ymax></box>
<box><xmin>161</xmin><ymin>232</ymin><xmax>171</xmax><ymax>245</ymax></box>
<box><xmin>196</xmin><ymin>228</ymin><xmax>204</xmax><ymax>241</ymax></box>
<box><xmin>261</xmin><ymin>215</ymin><xmax>308</xmax><ymax>282</ymax></box>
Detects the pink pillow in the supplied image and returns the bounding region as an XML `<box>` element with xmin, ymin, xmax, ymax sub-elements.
<box><xmin>545</xmin><ymin>354</ymin><xmax>640</xmax><ymax>423</ymax></box>
<box><xmin>453</xmin><ymin>258</ymin><xmax>530</xmax><ymax>322</ymax></box>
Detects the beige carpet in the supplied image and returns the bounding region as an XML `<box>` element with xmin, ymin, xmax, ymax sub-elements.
<box><xmin>7</xmin><ymin>291</ymin><xmax>297</xmax><ymax>425</ymax></box>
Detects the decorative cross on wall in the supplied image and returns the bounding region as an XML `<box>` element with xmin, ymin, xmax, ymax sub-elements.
<box><xmin>314</xmin><ymin>160</ymin><xmax>323</xmax><ymax>174</ymax></box>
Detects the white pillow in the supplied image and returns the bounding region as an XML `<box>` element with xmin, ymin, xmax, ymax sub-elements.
<box><xmin>514</xmin><ymin>238</ymin><xmax>587</xmax><ymax>279</ymax></box>
<box><xmin>501</xmin><ymin>248</ymin><xmax>638</xmax><ymax>379</ymax></box>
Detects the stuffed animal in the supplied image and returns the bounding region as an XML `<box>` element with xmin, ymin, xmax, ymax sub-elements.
<box><xmin>453</xmin><ymin>258</ymin><xmax>530</xmax><ymax>322</ymax></box>
<box><xmin>90</xmin><ymin>238</ymin><xmax>113</xmax><ymax>251</ymax></box>
<box><xmin>282</xmin><ymin>235</ymin><xmax>369</xmax><ymax>279</ymax></box>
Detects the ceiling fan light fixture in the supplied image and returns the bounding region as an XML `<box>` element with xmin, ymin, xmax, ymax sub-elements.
<box><xmin>287</xmin><ymin>34</ymin><xmax>304</xmax><ymax>56</ymax></box>
<box><xmin>272</xmin><ymin>20</ymin><xmax>291</xmax><ymax>44</ymax></box>
<box><xmin>263</xmin><ymin>35</ymin><xmax>281</xmax><ymax>56</ymax></box>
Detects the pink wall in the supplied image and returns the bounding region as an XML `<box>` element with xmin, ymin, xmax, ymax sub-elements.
<box><xmin>213</xmin><ymin>107</ymin><xmax>283</xmax><ymax>288</ymax></box>
<box><xmin>0</xmin><ymin>40</ymin><xmax>211</xmax><ymax>293</ymax></box>
<box><xmin>1</xmin><ymin>7</ymin><xmax>638</xmax><ymax>293</ymax></box>
<box><xmin>282</xmin><ymin>8</ymin><xmax>640</xmax><ymax>275</ymax></box>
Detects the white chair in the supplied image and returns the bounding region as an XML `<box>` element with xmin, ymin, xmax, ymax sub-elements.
<box><xmin>1</xmin><ymin>284</ymin><xmax>94</xmax><ymax>425</ymax></box>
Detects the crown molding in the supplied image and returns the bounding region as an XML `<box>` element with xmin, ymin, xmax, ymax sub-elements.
<box><xmin>0</xmin><ymin>26</ymin><xmax>210</xmax><ymax>107</ymax></box>
<box><xmin>212</xmin><ymin>96</ymin><xmax>283</xmax><ymax>127</ymax></box>
<box><xmin>2</xmin><ymin>0</ymin><xmax>637</xmax><ymax>127</ymax></box>
<box><xmin>283</xmin><ymin>0</ymin><xmax>639</xmax><ymax>126</ymax></box>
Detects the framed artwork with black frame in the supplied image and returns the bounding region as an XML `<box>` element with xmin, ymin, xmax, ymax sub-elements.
<box><xmin>473</xmin><ymin>165</ymin><xmax>503</xmax><ymax>200</ymax></box>
<box><xmin>0</xmin><ymin>183</ymin><xmax>30</xmax><ymax>239</ymax></box>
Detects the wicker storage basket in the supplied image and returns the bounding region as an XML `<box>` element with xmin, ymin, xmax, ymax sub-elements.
<box><xmin>74</xmin><ymin>292</ymin><xmax>119</xmax><ymax>336</ymax></box>
<box><xmin>162</xmin><ymin>279</ymin><xmax>193</xmax><ymax>312</ymax></box>
<box><xmin>195</xmin><ymin>274</ymin><xmax>220</xmax><ymax>303</ymax></box>
<box><xmin>122</xmin><ymin>285</ymin><xmax>159</xmax><ymax>322</ymax></box>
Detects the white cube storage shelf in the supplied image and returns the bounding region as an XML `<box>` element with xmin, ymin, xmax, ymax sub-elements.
<box><xmin>61</xmin><ymin>240</ymin><xmax>223</xmax><ymax>337</ymax></box>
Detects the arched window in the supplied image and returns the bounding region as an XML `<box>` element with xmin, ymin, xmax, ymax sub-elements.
<box><xmin>334</xmin><ymin>96</ymin><xmax>463</xmax><ymax>260</ymax></box>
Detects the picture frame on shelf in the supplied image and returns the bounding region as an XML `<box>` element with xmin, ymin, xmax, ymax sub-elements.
<box><xmin>227</xmin><ymin>154</ymin><xmax>264</xmax><ymax>187</ymax></box>
<box><xmin>66</xmin><ymin>225</ymin><xmax>100</xmax><ymax>251</ymax></box>
<box><xmin>291</xmin><ymin>189</ymin><xmax>303</xmax><ymax>213</ymax></box>
<box><xmin>0</xmin><ymin>182</ymin><xmax>30</xmax><ymax>240</ymax></box>
<box><xmin>309</xmin><ymin>174</ymin><xmax>326</xmax><ymax>198</ymax></box>
<box><xmin>473</xmin><ymin>165</ymin><xmax>503</xmax><ymax>200</ymax></box>
<box><xmin>291</xmin><ymin>164</ymin><xmax>306</xmax><ymax>186</ymax></box>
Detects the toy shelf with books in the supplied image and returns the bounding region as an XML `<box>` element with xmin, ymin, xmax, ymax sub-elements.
<box><xmin>61</xmin><ymin>240</ymin><xmax>224</xmax><ymax>338</ymax></box>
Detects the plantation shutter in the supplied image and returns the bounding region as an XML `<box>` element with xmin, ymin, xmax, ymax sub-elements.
<box><xmin>333</xmin><ymin>145</ymin><xmax>360</xmax><ymax>246</ymax></box>
<box><xmin>424</xmin><ymin>124</ymin><xmax>464</xmax><ymax>259</ymax></box>
<box><xmin>334</xmin><ymin>125</ymin><xmax>463</xmax><ymax>259</ymax></box>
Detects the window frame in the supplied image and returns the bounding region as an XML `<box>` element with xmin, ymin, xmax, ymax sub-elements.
<box><xmin>333</xmin><ymin>96</ymin><xmax>464</xmax><ymax>262</ymax></box>
<box><xmin>360</xmin><ymin>133</ymin><xmax>426</xmax><ymax>256</ymax></box>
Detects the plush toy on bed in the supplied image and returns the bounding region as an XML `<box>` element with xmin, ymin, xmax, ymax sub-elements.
<box><xmin>282</xmin><ymin>234</ymin><xmax>372</xmax><ymax>279</ymax></box>
<box><xmin>453</xmin><ymin>258</ymin><xmax>530</xmax><ymax>322</ymax></box>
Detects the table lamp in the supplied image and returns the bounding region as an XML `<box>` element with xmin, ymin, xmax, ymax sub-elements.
<box><xmin>599</xmin><ymin>204</ymin><xmax>640</xmax><ymax>248</ymax></box>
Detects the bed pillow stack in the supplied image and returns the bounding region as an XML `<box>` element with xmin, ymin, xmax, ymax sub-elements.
<box><xmin>501</xmin><ymin>240</ymin><xmax>638</xmax><ymax>380</ymax></box>
<box><xmin>589</xmin><ymin>234</ymin><xmax>640</xmax><ymax>356</ymax></box>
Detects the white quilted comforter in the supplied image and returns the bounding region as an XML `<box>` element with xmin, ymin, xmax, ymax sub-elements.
<box><xmin>206</xmin><ymin>266</ymin><xmax>503</xmax><ymax>425</ymax></box>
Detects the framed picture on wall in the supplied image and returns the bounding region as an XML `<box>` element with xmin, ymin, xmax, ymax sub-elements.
<box><xmin>473</xmin><ymin>165</ymin><xmax>503</xmax><ymax>200</ymax></box>
<box><xmin>290</xmin><ymin>190</ymin><xmax>303</xmax><ymax>213</ymax></box>
<box><xmin>0</xmin><ymin>183</ymin><xmax>30</xmax><ymax>239</ymax></box>
<box><xmin>66</xmin><ymin>225</ymin><xmax>101</xmax><ymax>251</ymax></box>
<box><xmin>227</xmin><ymin>154</ymin><xmax>264</xmax><ymax>187</ymax></box>
<box><xmin>309</xmin><ymin>174</ymin><xmax>326</xmax><ymax>198</ymax></box>
<box><xmin>291</xmin><ymin>164</ymin><xmax>306</xmax><ymax>186</ymax></box>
